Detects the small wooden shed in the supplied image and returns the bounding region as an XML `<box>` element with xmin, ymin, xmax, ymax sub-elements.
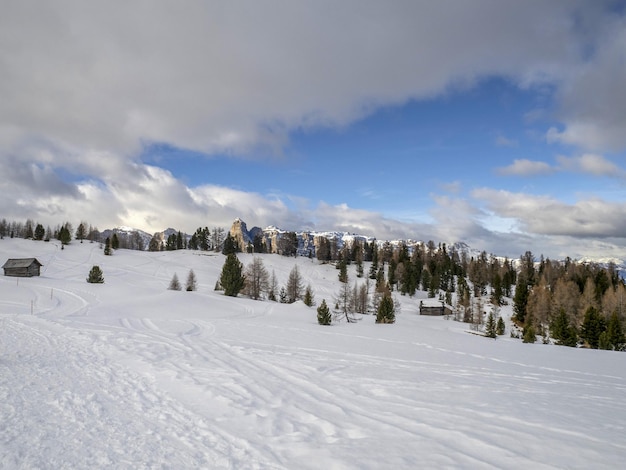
<box><xmin>419</xmin><ymin>299</ymin><xmax>453</xmax><ymax>316</ymax></box>
<box><xmin>2</xmin><ymin>258</ymin><xmax>43</xmax><ymax>277</ymax></box>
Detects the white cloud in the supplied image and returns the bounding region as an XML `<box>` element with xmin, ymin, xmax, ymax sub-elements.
<box><xmin>472</xmin><ymin>188</ymin><xmax>626</xmax><ymax>238</ymax></box>
<box><xmin>496</xmin><ymin>159</ymin><xmax>555</xmax><ymax>176</ymax></box>
<box><xmin>556</xmin><ymin>154</ymin><xmax>626</xmax><ymax>178</ymax></box>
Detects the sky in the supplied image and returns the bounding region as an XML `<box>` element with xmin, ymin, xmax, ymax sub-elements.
<box><xmin>1</xmin><ymin>0</ymin><xmax>626</xmax><ymax>261</ymax></box>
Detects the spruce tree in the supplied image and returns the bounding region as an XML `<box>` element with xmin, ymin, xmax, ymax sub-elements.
<box><xmin>522</xmin><ymin>324</ymin><xmax>536</xmax><ymax>343</ymax></box>
<box><xmin>220</xmin><ymin>253</ymin><xmax>245</xmax><ymax>297</ymax></box>
<box><xmin>317</xmin><ymin>299</ymin><xmax>332</xmax><ymax>325</ymax></box>
<box><xmin>513</xmin><ymin>275</ymin><xmax>529</xmax><ymax>324</ymax></box>
<box><xmin>605</xmin><ymin>311</ymin><xmax>625</xmax><ymax>351</ymax></box>
<box><xmin>185</xmin><ymin>269</ymin><xmax>197</xmax><ymax>291</ymax></box>
<box><xmin>222</xmin><ymin>233</ymin><xmax>238</xmax><ymax>255</ymax></box>
<box><xmin>111</xmin><ymin>233</ymin><xmax>119</xmax><ymax>250</ymax></box>
<box><xmin>34</xmin><ymin>223</ymin><xmax>45</xmax><ymax>241</ymax></box>
<box><xmin>104</xmin><ymin>237</ymin><xmax>112</xmax><ymax>256</ymax></box>
<box><xmin>303</xmin><ymin>284</ymin><xmax>315</xmax><ymax>307</ymax></box>
<box><xmin>279</xmin><ymin>286</ymin><xmax>288</xmax><ymax>303</ymax></box>
<box><xmin>550</xmin><ymin>308</ymin><xmax>578</xmax><ymax>347</ymax></box>
<box><xmin>376</xmin><ymin>294</ymin><xmax>395</xmax><ymax>324</ymax></box>
<box><xmin>338</xmin><ymin>259</ymin><xmax>348</xmax><ymax>283</ymax></box>
<box><xmin>580</xmin><ymin>306</ymin><xmax>606</xmax><ymax>349</ymax></box>
<box><xmin>496</xmin><ymin>317</ymin><xmax>506</xmax><ymax>335</ymax></box>
<box><xmin>485</xmin><ymin>312</ymin><xmax>497</xmax><ymax>338</ymax></box>
<box><xmin>169</xmin><ymin>273</ymin><xmax>182</xmax><ymax>290</ymax></box>
<box><xmin>87</xmin><ymin>265</ymin><xmax>104</xmax><ymax>284</ymax></box>
<box><xmin>58</xmin><ymin>225</ymin><xmax>71</xmax><ymax>245</ymax></box>
<box><xmin>75</xmin><ymin>223</ymin><xmax>87</xmax><ymax>243</ymax></box>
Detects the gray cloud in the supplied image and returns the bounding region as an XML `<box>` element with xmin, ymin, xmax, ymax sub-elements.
<box><xmin>0</xmin><ymin>0</ymin><xmax>609</xmax><ymax>165</ymax></box>
<box><xmin>1</xmin><ymin>1</ymin><xmax>625</xmax><ymax>262</ymax></box>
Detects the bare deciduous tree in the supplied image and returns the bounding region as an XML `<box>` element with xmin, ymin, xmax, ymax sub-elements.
<box><xmin>244</xmin><ymin>257</ymin><xmax>269</xmax><ymax>300</ymax></box>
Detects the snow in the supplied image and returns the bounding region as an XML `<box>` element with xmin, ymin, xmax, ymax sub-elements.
<box><xmin>1</xmin><ymin>239</ymin><xmax>625</xmax><ymax>469</ymax></box>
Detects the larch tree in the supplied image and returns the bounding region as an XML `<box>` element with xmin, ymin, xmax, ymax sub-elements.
<box><xmin>286</xmin><ymin>265</ymin><xmax>304</xmax><ymax>303</ymax></box>
<box><xmin>244</xmin><ymin>257</ymin><xmax>269</xmax><ymax>300</ymax></box>
<box><xmin>268</xmin><ymin>270</ymin><xmax>278</xmax><ymax>301</ymax></box>
<box><xmin>169</xmin><ymin>273</ymin><xmax>182</xmax><ymax>291</ymax></box>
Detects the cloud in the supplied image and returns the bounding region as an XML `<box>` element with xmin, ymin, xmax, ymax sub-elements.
<box><xmin>495</xmin><ymin>135</ymin><xmax>518</xmax><ymax>147</ymax></box>
<box><xmin>496</xmin><ymin>159</ymin><xmax>556</xmax><ymax>176</ymax></box>
<box><xmin>1</xmin><ymin>1</ymin><xmax>625</xmax><ymax>263</ymax></box>
<box><xmin>556</xmin><ymin>154</ymin><xmax>626</xmax><ymax>178</ymax></box>
<box><xmin>547</xmin><ymin>12</ymin><xmax>626</xmax><ymax>152</ymax></box>
<box><xmin>472</xmin><ymin>188</ymin><xmax>626</xmax><ymax>239</ymax></box>
<box><xmin>0</xmin><ymin>1</ymin><xmax>612</xmax><ymax>166</ymax></box>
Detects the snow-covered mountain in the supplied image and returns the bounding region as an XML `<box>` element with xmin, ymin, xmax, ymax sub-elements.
<box><xmin>99</xmin><ymin>218</ymin><xmax>626</xmax><ymax>273</ymax></box>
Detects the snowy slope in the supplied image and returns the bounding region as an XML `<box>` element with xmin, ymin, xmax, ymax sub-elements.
<box><xmin>1</xmin><ymin>239</ymin><xmax>625</xmax><ymax>469</ymax></box>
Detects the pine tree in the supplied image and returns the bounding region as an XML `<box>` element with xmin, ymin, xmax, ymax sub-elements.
<box><xmin>303</xmin><ymin>284</ymin><xmax>315</xmax><ymax>307</ymax></box>
<box><xmin>58</xmin><ymin>224</ymin><xmax>71</xmax><ymax>245</ymax></box>
<box><xmin>317</xmin><ymin>299</ymin><xmax>332</xmax><ymax>325</ymax></box>
<box><xmin>580</xmin><ymin>306</ymin><xmax>606</xmax><ymax>349</ymax></box>
<box><xmin>522</xmin><ymin>323</ymin><xmax>536</xmax><ymax>343</ymax></box>
<box><xmin>111</xmin><ymin>233</ymin><xmax>119</xmax><ymax>250</ymax></box>
<box><xmin>485</xmin><ymin>312</ymin><xmax>497</xmax><ymax>338</ymax></box>
<box><xmin>338</xmin><ymin>259</ymin><xmax>348</xmax><ymax>283</ymax></box>
<box><xmin>169</xmin><ymin>273</ymin><xmax>182</xmax><ymax>290</ymax></box>
<box><xmin>87</xmin><ymin>265</ymin><xmax>104</xmax><ymax>284</ymax></box>
<box><xmin>104</xmin><ymin>237</ymin><xmax>112</xmax><ymax>256</ymax></box>
<box><xmin>185</xmin><ymin>269</ymin><xmax>197</xmax><ymax>291</ymax></box>
<box><xmin>34</xmin><ymin>223</ymin><xmax>45</xmax><ymax>241</ymax></box>
<box><xmin>220</xmin><ymin>253</ymin><xmax>245</xmax><ymax>297</ymax></box>
<box><xmin>222</xmin><ymin>233</ymin><xmax>238</xmax><ymax>255</ymax></box>
<box><xmin>376</xmin><ymin>294</ymin><xmax>395</xmax><ymax>324</ymax></box>
<box><xmin>75</xmin><ymin>223</ymin><xmax>87</xmax><ymax>243</ymax></box>
<box><xmin>550</xmin><ymin>308</ymin><xmax>578</xmax><ymax>347</ymax></box>
<box><xmin>496</xmin><ymin>317</ymin><xmax>506</xmax><ymax>335</ymax></box>
<box><xmin>606</xmin><ymin>312</ymin><xmax>626</xmax><ymax>351</ymax></box>
<box><xmin>513</xmin><ymin>275</ymin><xmax>529</xmax><ymax>324</ymax></box>
<box><xmin>279</xmin><ymin>286</ymin><xmax>288</xmax><ymax>303</ymax></box>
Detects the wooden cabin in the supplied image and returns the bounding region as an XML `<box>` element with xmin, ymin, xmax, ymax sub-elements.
<box><xmin>2</xmin><ymin>258</ymin><xmax>43</xmax><ymax>277</ymax></box>
<box><xmin>419</xmin><ymin>299</ymin><xmax>453</xmax><ymax>316</ymax></box>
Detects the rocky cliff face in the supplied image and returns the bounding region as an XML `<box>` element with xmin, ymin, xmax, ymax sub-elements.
<box><xmin>229</xmin><ymin>218</ymin><xmax>252</xmax><ymax>251</ymax></box>
<box><xmin>228</xmin><ymin>218</ymin><xmax>375</xmax><ymax>257</ymax></box>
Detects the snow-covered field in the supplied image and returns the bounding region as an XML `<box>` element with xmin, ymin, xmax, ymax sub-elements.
<box><xmin>1</xmin><ymin>239</ymin><xmax>625</xmax><ymax>469</ymax></box>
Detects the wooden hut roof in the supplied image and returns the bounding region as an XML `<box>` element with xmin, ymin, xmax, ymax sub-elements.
<box><xmin>2</xmin><ymin>258</ymin><xmax>43</xmax><ymax>269</ymax></box>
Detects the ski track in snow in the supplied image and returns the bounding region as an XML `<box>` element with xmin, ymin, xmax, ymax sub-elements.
<box><xmin>1</xmin><ymin>240</ymin><xmax>626</xmax><ymax>468</ymax></box>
